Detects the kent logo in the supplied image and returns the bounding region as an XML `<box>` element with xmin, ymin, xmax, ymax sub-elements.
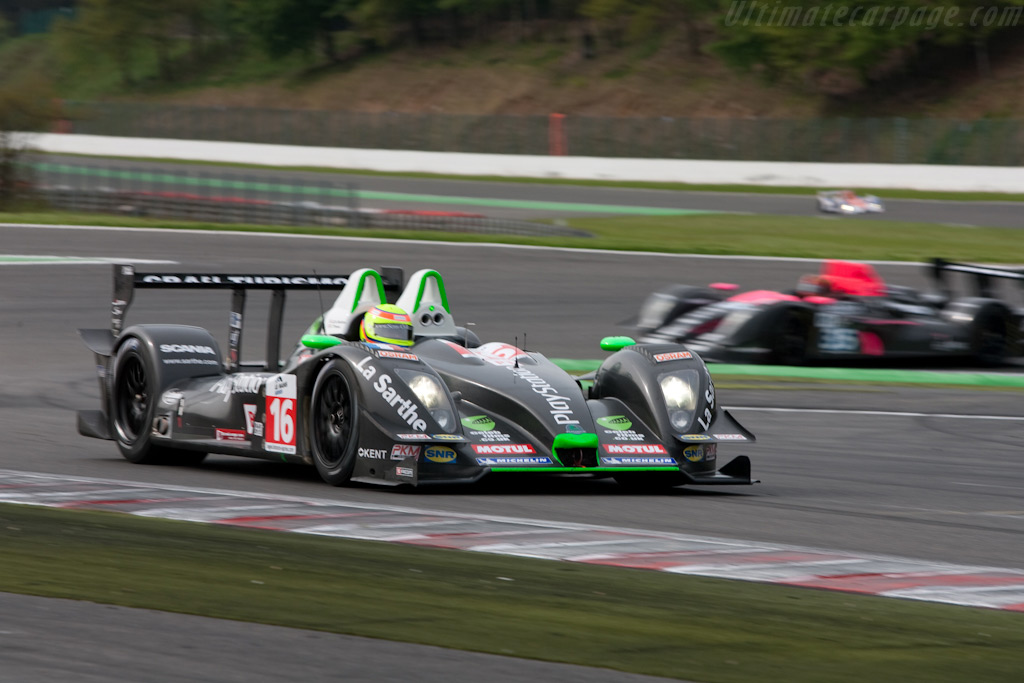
<box><xmin>596</xmin><ymin>415</ymin><xmax>632</xmax><ymax>431</ymax></box>
<box><xmin>461</xmin><ymin>415</ymin><xmax>496</xmax><ymax>431</ymax></box>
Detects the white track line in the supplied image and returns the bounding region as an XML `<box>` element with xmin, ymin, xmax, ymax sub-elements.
<box><xmin>732</xmin><ymin>406</ymin><xmax>1024</xmax><ymax>421</ymax></box>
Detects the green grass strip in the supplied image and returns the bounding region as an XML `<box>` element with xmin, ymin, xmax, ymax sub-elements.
<box><xmin>552</xmin><ymin>358</ymin><xmax>1024</xmax><ymax>388</ymax></box>
<box><xmin>1</xmin><ymin>503</ymin><xmax>1021</xmax><ymax>682</ymax></box>
<box><xmin>29</xmin><ymin>162</ymin><xmax>719</xmax><ymax>216</ymax></box>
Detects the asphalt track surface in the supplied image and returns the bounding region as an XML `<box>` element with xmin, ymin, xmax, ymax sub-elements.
<box><xmin>32</xmin><ymin>153</ymin><xmax>1024</xmax><ymax>227</ymax></box>
<box><xmin>2</xmin><ymin>224</ymin><xmax>1023</xmax><ymax>680</ymax></box>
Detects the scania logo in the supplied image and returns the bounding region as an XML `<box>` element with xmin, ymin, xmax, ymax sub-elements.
<box><xmin>160</xmin><ymin>344</ymin><xmax>216</xmax><ymax>354</ymax></box>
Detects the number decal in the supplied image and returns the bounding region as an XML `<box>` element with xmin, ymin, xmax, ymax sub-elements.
<box><xmin>815</xmin><ymin>310</ymin><xmax>860</xmax><ymax>353</ymax></box>
<box><xmin>265</xmin><ymin>374</ymin><xmax>297</xmax><ymax>454</ymax></box>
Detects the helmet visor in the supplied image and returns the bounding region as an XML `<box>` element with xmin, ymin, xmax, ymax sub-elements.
<box><xmin>372</xmin><ymin>322</ymin><xmax>413</xmax><ymax>342</ymax></box>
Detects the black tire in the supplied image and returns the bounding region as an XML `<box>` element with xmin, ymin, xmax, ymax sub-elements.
<box><xmin>310</xmin><ymin>360</ymin><xmax>359</xmax><ymax>485</ymax></box>
<box><xmin>973</xmin><ymin>312</ymin><xmax>1009</xmax><ymax>366</ymax></box>
<box><xmin>614</xmin><ymin>472</ymin><xmax>685</xmax><ymax>492</ymax></box>
<box><xmin>110</xmin><ymin>338</ymin><xmax>206</xmax><ymax>465</ymax></box>
<box><xmin>770</xmin><ymin>311</ymin><xmax>808</xmax><ymax>365</ymax></box>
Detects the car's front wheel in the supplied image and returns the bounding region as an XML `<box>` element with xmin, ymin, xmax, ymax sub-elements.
<box><xmin>310</xmin><ymin>360</ymin><xmax>359</xmax><ymax>485</ymax></box>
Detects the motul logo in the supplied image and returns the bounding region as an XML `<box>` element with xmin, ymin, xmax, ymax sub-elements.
<box><xmin>604</xmin><ymin>444</ymin><xmax>667</xmax><ymax>454</ymax></box>
<box><xmin>471</xmin><ymin>444</ymin><xmax>536</xmax><ymax>455</ymax></box>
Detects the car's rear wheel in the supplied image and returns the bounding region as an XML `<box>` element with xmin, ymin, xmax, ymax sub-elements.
<box><xmin>771</xmin><ymin>311</ymin><xmax>808</xmax><ymax>365</ymax></box>
<box><xmin>111</xmin><ymin>339</ymin><xmax>206</xmax><ymax>465</ymax></box>
<box><xmin>310</xmin><ymin>361</ymin><xmax>359</xmax><ymax>485</ymax></box>
<box><xmin>973</xmin><ymin>311</ymin><xmax>1009</xmax><ymax>366</ymax></box>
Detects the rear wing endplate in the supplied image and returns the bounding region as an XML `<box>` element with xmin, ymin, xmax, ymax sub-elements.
<box><xmin>929</xmin><ymin>258</ymin><xmax>1024</xmax><ymax>300</ymax></box>
<box><xmin>108</xmin><ymin>264</ymin><xmax>404</xmax><ymax>371</ymax></box>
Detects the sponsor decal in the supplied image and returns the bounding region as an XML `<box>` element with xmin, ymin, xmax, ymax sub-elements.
<box><xmin>229</xmin><ymin>312</ymin><xmax>242</xmax><ymax>329</ymax></box>
<box><xmin>603</xmin><ymin>456</ymin><xmax>677</xmax><ymax>466</ymax></box>
<box><xmin>397</xmin><ymin>433</ymin><xmax>432</xmax><ymax>440</ymax></box>
<box><xmin>211</xmin><ymin>374</ymin><xmax>267</xmax><ymax>402</ymax></box>
<box><xmin>681</xmin><ymin>434</ymin><xmax>712</xmax><ymax>441</ymax></box>
<box><xmin>470</xmin><ymin>342</ymin><xmax>529</xmax><ymax>367</ymax></box>
<box><xmin>160</xmin><ymin>390</ymin><xmax>184</xmax><ymax>406</ymax></box>
<box><xmin>424</xmin><ymin>446</ymin><xmax>457</xmax><ymax>464</ymax></box>
<box><xmin>243</xmin><ymin>404</ymin><xmax>264</xmax><ymax>437</ymax></box>
<box><xmin>508</xmin><ymin>366</ymin><xmax>580</xmax><ymax>426</ymax></box>
<box><xmin>354</xmin><ymin>356</ymin><xmax>428</xmax><ymax>432</ymax></box>
<box><xmin>160</xmin><ymin>344</ymin><xmax>216</xmax><ymax>355</ymax></box>
<box><xmin>653</xmin><ymin>350</ymin><xmax>693</xmax><ymax>362</ymax></box>
<box><xmin>358</xmin><ymin>448</ymin><xmax>389</xmax><ymax>460</ymax></box>
<box><xmin>391</xmin><ymin>444</ymin><xmax>421</xmax><ymax>460</ymax></box>
<box><xmin>596</xmin><ymin>415</ymin><xmax>632</xmax><ymax>431</ymax></box>
<box><xmin>603</xmin><ymin>444</ymin><xmax>668</xmax><ymax>455</ymax></box>
<box><xmin>712</xmin><ymin>433</ymin><xmax>747</xmax><ymax>441</ymax></box>
<box><xmin>461</xmin><ymin>415</ymin><xmax>496</xmax><ymax>431</ymax></box>
<box><xmin>264</xmin><ymin>374</ymin><xmax>297</xmax><ymax>455</ymax></box>
<box><xmin>471</xmin><ymin>444</ymin><xmax>537</xmax><ymax>455</ymax></box>
<box><xmin>432</xmin><ymin>434</ymin><xmax>463</xmax><ymax>441</ymax></box>
<box><xmin>706</xmin><ymin>443</ymin><xmax>717</xmax><ymax>463</ymax></box>
<box><xmin>395</xmin><ymin>467</ymin><xmax>415</xmax><ymax>477</ymax></box>
<box><xmin>476</xmin><ymin>456</ymin><xmax>553</xmax><ymax>466</ymax></box>
<box><xmin>141</xmin><ymin>274</ymin><xmax>348</xmax><ymax>286</ymax></box>
<box><xmin>215</xmin><ymin>428</ymin><xmax>247</xmax><ymax>443</ymax></box>
<box><xmin>378</xmin><ymin>350</ymin><xmax>419</xmax><ymax>361</ymax></box>
<box><xmin>683</xmin><ymin>445</ymin><xmax>704</xmax><ymax>462</ymax></box>
<box><xmin>696</xmin><ymin>372</ymin><xmax>716</xmax><ymax>431</ymax></box>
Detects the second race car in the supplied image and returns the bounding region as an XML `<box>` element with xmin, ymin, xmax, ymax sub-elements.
<box><xmin>77</xmin><ymin>264</ymin><xmax>756</xmax><ymax>490</ymax></box>
<box><xmin>636</xmin><ymin>258</ymin><xmax>1024</xmax><ymax>365</ymax></box>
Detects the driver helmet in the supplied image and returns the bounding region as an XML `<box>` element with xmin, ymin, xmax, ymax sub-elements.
<box><xmin>360</xmin><ymin>304</ymin><xmax>414</xmax><ymax>347</ymax></box>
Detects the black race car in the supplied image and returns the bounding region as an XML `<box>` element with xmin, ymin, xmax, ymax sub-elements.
<box><xmin>77</xmin><ymin>264</ymin><xmax>756</xmax><ymax>489</ymax></box>
<box><xmin>636</xmin><ymin>258</ymin><xmax>1024</xmax><ymax>365</ymax></box>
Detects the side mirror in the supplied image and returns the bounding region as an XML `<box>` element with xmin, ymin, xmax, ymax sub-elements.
<box><xmin>600</xmin><ymin>336</ymin><xmax>636</xmax><ymax>352</ymax></box>
<box><xmin>301</xmin><ymin>334</ymin><xmax>344</xmax><ymax>350</ymax></box>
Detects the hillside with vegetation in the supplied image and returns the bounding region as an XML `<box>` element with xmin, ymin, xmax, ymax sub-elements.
<box><xmin>1</xmin><ymin>0</ymin><xmax>1024</xmax><ymax>120</ymax></box>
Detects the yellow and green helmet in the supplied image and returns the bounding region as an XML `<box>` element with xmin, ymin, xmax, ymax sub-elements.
<box><xmin>360</xmin><ymin>303</ymin><xmax>414</xmax><ymax>347</ymax></box>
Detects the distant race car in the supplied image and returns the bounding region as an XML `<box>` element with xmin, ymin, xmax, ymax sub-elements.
<box><xmin>817</xmin><ymin>190</ymin><xmax>884</xmax><ymax>214</ymax></box>
<box><xmin>77</xmin><ymin>264</ymin><xmax>756</xmax><ymax>490</ymax></box>
<box><xmin>636</xmin><ymin>258</ymin><xmax>1024</xmax><ymax>366</ymax></box>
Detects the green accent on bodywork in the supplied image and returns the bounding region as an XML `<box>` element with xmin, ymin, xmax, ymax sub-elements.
<box><xmin>351</xmin><ymin>270</ymin><xmax>387</xmax><ymax>313</ymax></box>
<box><xmin>301</xmin><ymin>334</ymin><xmax>344</xmax><ymax>350</ymax></box>
<box><xmin>461</xmin><ymin>415</ymin><xmax>496</xmax><ymax>431</ymax></box>
<box><xmin>306</xmin><ymin>316</ymin><xmax>323</xmax><ymax>335</ymax></box>
<box><xmin>414</xmin><ymin>270</ymin><xmax>450</xmax><ymax>313</ymax></box>
<box><xmin>600</xmin><ymin>336</ymin><xmax>636</xmax><ymax>352</ymax></box>
<box><xmin>596</xmin><ymin>415</ymin><xmax>632</xmax><ymax>431</ymax></box>
<box><xmin>552</xmin><ymin>432</ymin><xmax>599</xmax><ymax>462</ymax></box>
<box><xmin>490</xmin><ymin>467</ymin><xmax>677</xmax><ymax>473</ymax></box>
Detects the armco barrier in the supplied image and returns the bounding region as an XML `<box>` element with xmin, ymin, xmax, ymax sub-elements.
<box><xmin>29</xmin><ymin>134</ymin><xmax>1024</xmax><ymax>193</ymax></box>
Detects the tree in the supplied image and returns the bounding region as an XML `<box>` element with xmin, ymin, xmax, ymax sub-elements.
<box><xmin>0</xmin><ymin>68</ymin><xmax>57</xmax><ymax>209</ymax></box>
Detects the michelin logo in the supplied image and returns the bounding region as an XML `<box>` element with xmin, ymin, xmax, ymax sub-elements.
<box><xmin>475</xmin><ymin>456</ymin><xmax>553</xmax><ymax>466</ymax></box>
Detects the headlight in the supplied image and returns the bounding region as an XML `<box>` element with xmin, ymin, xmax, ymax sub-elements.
<box><xmin>659</xmin><ymin>370</ymin><xmax>698</xmax><ymax>431</ymax></box>
<box><xmin>397</xmin><ymin>370</ymin><xmax>454</xmax><ymax>430</ymax></box>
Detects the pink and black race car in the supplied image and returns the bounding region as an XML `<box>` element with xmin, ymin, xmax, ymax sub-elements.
<box><xmin>817</xmin><ymin>190</ymin><xmax>884</xmax><ymax>214</ymax></box>
<box><xmin>636</xmin><ymin>259</ymin><xmax>1023</xmax><ymax>366</ymax></box>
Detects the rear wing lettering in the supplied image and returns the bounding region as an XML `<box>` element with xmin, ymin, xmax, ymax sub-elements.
<box><xmin>929</xmin><ymin>258</ymin><xmax>1024</xmax><ymax>300</ymax></box>
<box><xmin>110</xmin><ymin>264</ymin><xmax>404</xmax><ymax>371</ymax></box>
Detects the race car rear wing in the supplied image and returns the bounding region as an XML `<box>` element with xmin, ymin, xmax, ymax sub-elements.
<box><xmin>92</xmin><ymin>263</ymin><xmax>404</xmax><ymax>371</ymax></box>
<box><xmin>929</xmin><ymin>258</ymin><xmax>1024</xmax><ymax>300</ymax></box>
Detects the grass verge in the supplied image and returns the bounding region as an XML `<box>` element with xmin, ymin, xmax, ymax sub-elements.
<box><xmin>33</xmin><ymin>152</ymin><xmax>1024</xmax><ymax>203</ymax></box>
<box><xmin>4</xmin><ymin>211</ymin><xmax>1024</xmax><ymax>263</ymax></box>
<box><xmin>2</xmin><ymin>503</ymin><xmax>1022</xmax><ymax>683</ymax></box>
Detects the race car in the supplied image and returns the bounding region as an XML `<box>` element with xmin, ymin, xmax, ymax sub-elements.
<box><xmin>77</xmin><ymin>264</ymin><xmax>756</xmax><ymax>489</ymax></box>
<box><xmin>817</xmin><ymin>190</ymin><xmax>884</xmax><ymax>214</ymax></box>
<box><xmin>636</xmin><ymin>258</ymin><xmax>1024</xmax><ymax>365</ymax></box>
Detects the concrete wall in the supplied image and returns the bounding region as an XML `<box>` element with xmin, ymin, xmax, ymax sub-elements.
<box><xmin>30</xmin><ymin>133</ymin><xmax>1024</xmax><ymax>193</ymax></box>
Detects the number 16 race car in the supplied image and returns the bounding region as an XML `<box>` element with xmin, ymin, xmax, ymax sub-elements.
<box><xmin>78</xmin><ymin>264</ymin><xmax>756</xmax><ymax>490</ymax></box>
<box><xmin>636</xmin><ymin>258</ymin><xmax>1024</xmax><ymax>366</ymax></box>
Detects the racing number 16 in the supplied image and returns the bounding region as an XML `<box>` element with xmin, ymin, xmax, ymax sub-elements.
<box><xmin>267</xmin><ymin>397</ymin><xmax>295</xmax><ymax>449</ymax></box>
<box><xmin>264</xmin><ymin>374</ymin><xmax>297</xmax><ymax>454</ymax></box>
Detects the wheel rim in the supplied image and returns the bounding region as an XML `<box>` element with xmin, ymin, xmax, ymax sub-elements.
<box><xmin>978</xmin><ymin>318</ymin><xmax>1006</xmax><ymax>360</ymax></box>
<box><xmin>314</xmin><ymin>373</ymin><xmax>353</xmax><ymax>469</ymax></box>
<box><xmin>115</xmin><ymin>355</ymin><xmax>148</xmax><ymax>442</ymax></box>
